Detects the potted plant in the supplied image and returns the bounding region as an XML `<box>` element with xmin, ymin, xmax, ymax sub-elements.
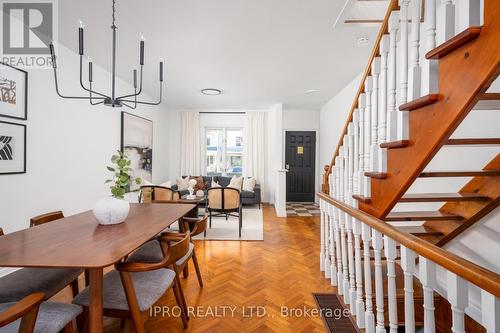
<box><xmin>92</xmin><ymin>150</ymin><xmax>141</xmax><ymax>225</ymax></box>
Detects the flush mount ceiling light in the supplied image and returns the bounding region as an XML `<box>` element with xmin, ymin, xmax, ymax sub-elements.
<box><xmin>201</xmin><ymin>88</ymin><xmax>222</xmax><ymax>95</ymax></box>
<box><xmin>357</xmin><ymin>36</ymin><xmax>370</xmax><ymax>47</ymax></box>
<box><xmin>49</xmin><ymin>0</ymin><xmax>164</xmax><ymax>108</ymax></box>
<box><xmin>305</xmin><ymin>89</ymin><xmax>321</xmax><ymax>94</ymax></box>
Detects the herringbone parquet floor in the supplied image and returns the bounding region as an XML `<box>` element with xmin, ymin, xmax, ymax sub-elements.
<box><xmin>54</xmin><ymin>204</ymin><xmax>333</xmax><ymax>332</ymax></box>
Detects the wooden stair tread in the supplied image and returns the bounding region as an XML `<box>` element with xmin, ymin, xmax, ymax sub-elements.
<box><xmin>385</xmin><ymin>211</ymin><xmax>463</xmax><ymax>221</ymax></box>
<box><xmin>475</xmin><ymin>93</ymin><xmax>500</xmax><ymax>110</ymax></box>
<box><xmin>426</xmin><ymin>27</ymin><xmax>482</xmax><ymax>59</ymax></box>
<box><xmin>399</xmin><ymin>94</ymin><xmax>440</xmax><ymax>111</ymax></box>
<box><xmin>380</xmin><ymin>140</ymin><xmax>410</xmax><ymax>149</ymax></box>
<box><xmin>352</xmin><ymin>194</ymin><xmax>371</xmax><ymax>203</ymax></box>
<box><xmin>445</xmin><ymin>138</ymin><xmax>500</xmax><ymax>145</ymax></box>
<box><xmin>399</xmin><ymin>192</ymin><xmax>490</xmax><ymax>202</ymax></box>
<box><xmin>395</xmin><ymin>225</ymin><xmax>444</xmax><ymax>237</ymax></box>
<box><xmin>419</xmin><ymin>170</ymin><xmax>500</xmax><ymax>177</ymax></box>
<box><xmin>365</xmin><ymin>172</ymin><xmax>388</xmax><ymax>179</ymax></box>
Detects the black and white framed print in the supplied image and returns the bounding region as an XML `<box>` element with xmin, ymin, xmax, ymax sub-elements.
<box><xmin>121</xmin><ymin>112</ymin><xmax>153</xmax><ymax>191</ymax></box>
<box><xmin>0</xmin><ymin>121</ymin><xmax>26</xmax><ymax>175</ymax></box>
<box><xmin>0</xmin><ymin>62</ymin><xmax>28</xmax><ymax>120</ymax></box>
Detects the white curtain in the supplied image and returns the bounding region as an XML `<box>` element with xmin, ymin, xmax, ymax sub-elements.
<box><xmin>243</xmin><ymin>112</ymin><xmax>265</xmax><ymax>193</ymax></box>
<box><xmin>180</xmin><ymin>112</ymin><xmax>201</xmax><ymax>175</ymax></box>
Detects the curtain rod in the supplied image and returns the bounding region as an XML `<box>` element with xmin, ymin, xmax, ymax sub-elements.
<box><xmin>199</xmin><ymin>112</ymin><xmax>246</xmax><ymax>114</ymax></box>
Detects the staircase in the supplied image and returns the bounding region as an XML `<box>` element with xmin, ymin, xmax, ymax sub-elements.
<box><xmin>317</xmin><ymin>0</ymin><xmax>500</xmax><ymax>331</ymax></box>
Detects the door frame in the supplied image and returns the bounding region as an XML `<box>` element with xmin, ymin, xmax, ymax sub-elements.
<box><xmin>283</xmin><ymin>129</ymin><xmax>319</xmax><ymax>202</ymax></box>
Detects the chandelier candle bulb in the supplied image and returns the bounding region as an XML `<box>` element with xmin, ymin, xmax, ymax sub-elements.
<box><xmin>133</xmin><ymin>68</ymin><xmax>137</xmax><ymax>88</ymax></box>
<box><xmin>140</xmin><ymin>39</ymin><xmax>145</xmax><ymax>65</ymax></box>
<box><xmin>89</xmin><ymin>60</ymin><xmax>93</xmax><ymax>82</ymax></box>
<box><xmin>78</xmin><ymin>26</ymin><xmax>84</xmax><ymax>55</ymax></box>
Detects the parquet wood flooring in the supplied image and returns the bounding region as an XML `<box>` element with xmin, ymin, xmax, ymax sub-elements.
<box><xmin>53</xmin><ymin>204</ymin><xmax>333</xmax><ymax>332</ymax></box>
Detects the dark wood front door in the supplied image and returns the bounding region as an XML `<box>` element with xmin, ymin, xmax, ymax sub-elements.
<box><xmin>285</xmin><ymin>131</ymin><xmax>316</xmax><ymax>202</ymax></box>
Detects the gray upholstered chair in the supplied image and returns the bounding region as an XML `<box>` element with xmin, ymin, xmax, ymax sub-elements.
<box><xmin>73</xmin><ymin>232</ymin><xmax>191</xmax><ymax>332</ymax></box>
<box><xmin>0</xmin><ymin>292</ymin><xmax>82</xmax><ymax>333</ymax></box>
<box><xmin>0</xmin><ymin>221</ymin><xmax>82</xmax><ymax>303</ymax></box>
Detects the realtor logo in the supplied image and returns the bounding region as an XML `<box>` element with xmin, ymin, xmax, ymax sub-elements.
<box><xmin>1</xmin><ymin>0</ymin><xmax>57</xmax><ymax>68</ymax></box>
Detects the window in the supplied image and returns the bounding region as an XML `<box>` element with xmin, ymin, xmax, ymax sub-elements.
<box><xmin>205</xmin><ymin>128</ymin><xmax>243</xmax><ymax>177</ymax></box>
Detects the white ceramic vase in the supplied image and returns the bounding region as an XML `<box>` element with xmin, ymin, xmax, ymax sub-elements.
<box><xmin>92</xmin><ymin>197</ymin><xmax>130</xmax><ymax>225</ymax></box>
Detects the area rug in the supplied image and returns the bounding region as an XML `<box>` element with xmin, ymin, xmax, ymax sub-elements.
<box><xmin>312</xmin><ymin>293</ymin><xmax>358</xmax><ymax>333</ymax></box>
<box><xmin>192</xmin><ymin>207</ymin><xmax>264</xmax><ymax>241</ymax></box>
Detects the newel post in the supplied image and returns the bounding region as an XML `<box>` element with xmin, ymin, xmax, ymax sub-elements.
<box><xmin>322</xmin><ymin>164</ymin><xmax>330</xmax><ymax>194</ymax></box>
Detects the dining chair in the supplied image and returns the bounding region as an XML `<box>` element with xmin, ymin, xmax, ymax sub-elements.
<box><xmin>0</xmin><ymin>213</ymin><xmax>83</xmax><ymax>303</ymax></box>
<box><xmin>129</xmin><ymin>215</ymin><xmax>208</xmax><ymax>288</ymax></box>
<box><xmin>207</xmin><ymin>187</ymin><xmax>243</xmax><ymax>237</ymax></box>
<box><xmin>0</xmin><ymin>292</ymin><xmax>82</xmax><ymax>333</ymax></box>
<box><xmin>72</xmin><ymin>232</ymin><xmax>191</xmax><ymax>332</ymax></box>
<box><xmin>140</xmin><ymin>185</ymin><xmax>180</xmax><ymax>203</ymax></box>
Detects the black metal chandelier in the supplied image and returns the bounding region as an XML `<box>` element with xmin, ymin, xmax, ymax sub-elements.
<box><xmin>49</xmin><ymin>0</ymin><xmax>163</xmax><ymax>108</ymax></box>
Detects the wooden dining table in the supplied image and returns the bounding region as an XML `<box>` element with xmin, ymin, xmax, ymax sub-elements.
<box><xmin>0</xmin><ymin>203</ymin><xmax>194</xmax><ymax>333</ymax></box>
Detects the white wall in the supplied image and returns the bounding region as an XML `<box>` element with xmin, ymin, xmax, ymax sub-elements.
<box><xmin>318</xmin><ymin>73</ymin><xmax>362</xmax><ymax>179</ymax></box>
<box><xmin>0</xmin><ymin>44</ymin><xmax>168</xmax><ymax>235</ymax></box>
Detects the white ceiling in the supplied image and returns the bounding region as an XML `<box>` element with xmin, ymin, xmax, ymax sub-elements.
<box><xmin>58</xmin><ymin>0</ymin><xmax>387</xmax><ymax>110</ymax></box>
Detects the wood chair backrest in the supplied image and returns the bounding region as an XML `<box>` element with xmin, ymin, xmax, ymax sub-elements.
<box><xmin>208</xmin><ymin>187</ymin><xmax>241</xmax><ymax>210</ymax></box>
<box><xmin>140</xmin><ymin>186</ymin><xmax>180</xmax><ymax>203</ymax></box>
<box><xmin>0</xmin><ymin>292</ymin><xmax>44</xmax><ymax>332</ymax></box>
<box><xmin>181</xmin><ymin>215</ymin><xmax>208</xmax><ymax>237</ymax></box>
<box><xmin>30</xmin><ymin>211</ymin><xmax>65</xmax><ymax>227</ymax></box>
<box><xmin>0</xmin><ymin>228</ymin><xmax>3</xmax><ymax>236</ymax></box>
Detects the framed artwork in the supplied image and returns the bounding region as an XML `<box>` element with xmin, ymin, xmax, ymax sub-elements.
<box><xmin>121</xmin><ymin>112</ymin><xmax>153</xmax><ymax>191</ymax></box>
<box><xmin>0</xmin><ymin>62</ymin><xmax>28</xmax><ymax>120</ymax></box>
<box><xmin>0</xmin><ymin>120</ymin><xmax>26</xmax><ymax>175</ymax></box>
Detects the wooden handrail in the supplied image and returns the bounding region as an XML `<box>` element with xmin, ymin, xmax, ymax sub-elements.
<box><xmin>325</xmin><ymin>0</ymin><xmax>399</xmax><ymax>181</ymax></box>
<box><xmin>317</xmin><ymin>192</ymin><xmax>500</xmax><ymax>297</ymax></box>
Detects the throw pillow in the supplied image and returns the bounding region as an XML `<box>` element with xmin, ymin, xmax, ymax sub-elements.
<box><xmin>243</xmin><ymin>177</ymin><xmax>256</xmax><ymax>192</ymax></box>
<box><xmin>190</xmin><ymin>176</ymin><xmax>205</xmax><ymax>191</ymax></box>
<box><xmin>159</xmin><ymin>180</ymin><xmax>172</xmax><ymax>188</ymax></box>
<box><xmin>228</xmin><ymin>175</ymin><xmax>243</xmax><ymax>190</ymax></box>
<box><xmin>176</xmin><ymin>176</ymin><xmax>190</xmax><ymax>191</ymax></box>
<box><xmin>211</xmin><ymin>180</ymin><xmax>221</xmax><ymax>188</ymax></box>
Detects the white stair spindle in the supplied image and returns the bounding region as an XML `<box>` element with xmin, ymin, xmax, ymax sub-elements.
<box><xmin>384</xmin><ymin>236</ymin><xmax>399</xmax><ymax>333</ymax></box>
<box><xmin>398</xmin><ymin>0</ymin><xmax>410</xmax><ymax>141</ymax></box>
<box><xmin>372</xmin><ymin>230</ymin><xmax>385</xmax><ymax>333</ymax></box>
<box><xmin>370</xmin><ymin>59</ymin><xmax>380</xmax><ymax>173</ymax></box>
<box><xmin>358</xmin><ymin>94</ymin><xmax>366</xmax><ymax>195</ymax></box>
<box><xmin>363</xmin><ymin>79</ymin><xmax>372</xmax><ymax>198</ymax></box>
<box><xmin>328</xmin><ymin>203</ymin><xmax>337</xmax><ymax>286</ymax></box>
<box><xmin>353</xmin><ymin>216</ymin><xmax>365</xmax><ymax>328</ymax></box>
<box><xmin>346</xmin><ymin>125</ymin><xmax>357</xmax><ymax>312</ymax></box>
<box><xmin>447</xmin><ymin>272</ymin><xmax>468</xmax><ymax>333</ymax></box>
<box><xmin>401</xmin><ymin>245</ymin><xmax>416</xmax><ymax>333</ymax></box>
<box><xmin>339</xmin><ymin>145</ymin><xmax>350</xmax><ymax>302</ymax></box>
<box><xmin>438</xmin><ymin>0</ymin><xmax>455</xmax><ymax>44</ymax></box>
<box><xmin>419</xmin><ymin>257</ymin><xmax>436</xmax><ymax>333</ymax></box>
<box><xmin>377</xmin><ymin>35</ymin><xmax>390</xmax><ymax>173</ymax></box>
<box><xmin>408</xmin><ymin>0</ymin><xmax>421</xmax><ymax>100</ymax></box>
<box><xmin>363</xmin><ymin>222</ymin><xmax>375</xmax><ymax>332</ymax></box>
<box><xmin>353</xmin><ymin>109</ymin><xmax>360</xmax><ymax>195</ymax></box>
<box><xmin>422</xmin><ymin>0</ymin><xmax>438</xmax><ymax>95</ymax></box>
<box><xmin>319</xmin><ymin>200</ymin><xmax>325</xmax><ymax>272</ymax></box>
<box><xmin>386</xmin><ymin>11</ymin><xmax>400</xmax><ymax>143</ymax></box>
<box><xmin>481</xmin><ymin>290</ymin><xmax>500</xmax><ymax>333</ymax></box>
<box><xmin>334</xmin><ymin>157</ymin><xmax>344</xmax><ymax>292</ymax></box>
<box><xmin>457</xmin><ymin>0</ymin><xmax>481</xmax><ymax>31</ymax></box>
<box><xmin>323</xmin><ymin>201</ymin><xmax>331</xmax><ymax>278</ymax></box>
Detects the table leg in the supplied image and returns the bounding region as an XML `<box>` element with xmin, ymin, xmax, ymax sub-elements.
<box><xmin>88</xmin><ymin>268</ymin><xmax>104</xmax><ymax>333</ymax></box>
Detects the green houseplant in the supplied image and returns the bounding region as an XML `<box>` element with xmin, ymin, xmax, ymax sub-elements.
<box><xmin>92</xmin><ymin>150</ymin><xmax>141</xmax><ymax>225</ymax></box>
<box><xmin>105</xmin><ymin>150</ymin><xmax>141</xmax><ymax>199</ymax></box>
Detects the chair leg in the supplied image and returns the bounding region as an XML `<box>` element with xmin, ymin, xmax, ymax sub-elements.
<box><xmin>192</xmin><ymin>251</ymin><xmax>203</xmax><ymax>287</ymax></box>
<box><xmin>174</xmin><ymin>272</ymin><xmax>188</xmax><ymax>318</ymax></box>
<box><xmin>239</xmin><ymin>209</ymin><xmax>242</xmax><ymax>238</ymax></box>
<box><xmin>172</xmin><ymin>281</ymin><xmax>188</xmax><ymax>329</ymax></box>
<box><xmin>77</xmin><ymin>307</ymin><xmax>88</xmax><ymax>333</ymax></box>
<box><xmin>84</xmin><ymin>269</ymin><xmax>90</xmax><ymax>287</ymax></box>
<box><xmin>209</xmin><ymin>211</ymin><xmax>212</xmax><ymax>228</ymax></box>
<box><xmin>63</xmin><ymin>321</ymin><xmax>74</xmax><ymax>333</ymax></box>
<box><xmin>70</xmin><ymin>278</ymin><xmax>79</xmax><ymax>298</ymax></box>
